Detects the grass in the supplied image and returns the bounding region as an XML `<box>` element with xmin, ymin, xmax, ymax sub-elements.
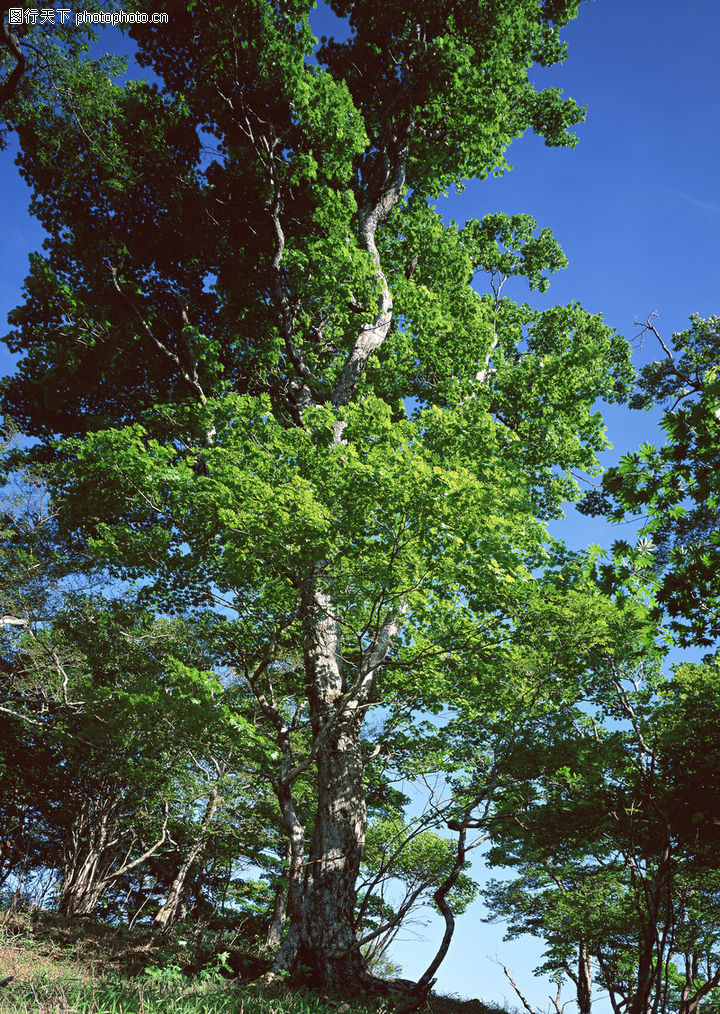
<box><xmin>1</xmin><ymin>978</ymin><xmax>372</xmax><ymax>1014</ymax></box>
<box><xmin>0</xmin><ymin>911</ymin><xmax>508</xmax><ymax>1014</ymax></box>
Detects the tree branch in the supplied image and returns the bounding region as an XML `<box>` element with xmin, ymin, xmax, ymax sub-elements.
<box><xmin>331</xmin><ymin>123</ymin><xmax>413</xmax><ymax>407</ymax></box>
<box><xmin>108</xmin><ymin>265</ymin><xmax>213</xmax><ymax>427</ymax></box>
<box><xmin>0</xmin><ymin>9</ymin><xmax>26</xmax><ymax>109</ymax></box>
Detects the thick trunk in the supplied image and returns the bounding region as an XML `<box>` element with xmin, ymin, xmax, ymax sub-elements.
<box><xmin>273</xmin><ymin>581</ymin><xmax>372</xmax><ymax>988</ymax></box>
<box><xmin>266</xmin><ymin>567</ymin><xmax>404</xmax><ymax>989</ymax></box>
<box><xmin>294</xmin><ymin>718</ymin><xmax>369</xmax><ymax>987</ymax></box>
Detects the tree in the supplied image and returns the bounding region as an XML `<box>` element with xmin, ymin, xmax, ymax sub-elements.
<box><xmin>484</xmin><ymin>657</ymin><xmax>720</xmax><ymax>1014</ymax></box>
<box><xmin>1</xmin><ymin>0</ymin><xmax>634</xmax><ymax>990</ymax></box>
<box><xmin>0</xmin><ymin>6</ymin><xmax>25</xmax><ymax>109</ymax></box>
<box><xmin>0</xmin><ymin>3</ymin><xmax>122</xmax><ymax>128</ymax></box>
<box><xmin>357</xmin><ymin>818</ymin><xmax>477</xmax><ymax>972</ymax></box>
<box><xmin>0</xmin><ymin>594</ymin><xmax>227</xmax><ymax>916</ymax></box>
<box><xmin>582</xmin><ymin>313</ymin><xmax>720</xmax><ymax>647</ymax></box>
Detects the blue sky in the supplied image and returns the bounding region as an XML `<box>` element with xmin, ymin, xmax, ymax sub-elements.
<box><xmin>1</xmin><ymin>0</ymin><xmax>719</xmax><ymax>1007</ymax></box>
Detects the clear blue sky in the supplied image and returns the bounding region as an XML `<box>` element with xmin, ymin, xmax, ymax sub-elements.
<box><xmin>1</xmin><ymin>0</ymin><xmax>719</xmax><ymax>1007</ymax></box>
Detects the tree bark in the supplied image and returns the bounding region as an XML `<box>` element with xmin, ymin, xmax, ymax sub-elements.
<box><xmin>266</xmin><ymin>785</ymin><xmax>305</xmax><ymax>952</ymax></box>
<box><xmin>154</xmin><ymin>787</ymin><xmax>219</xmax><ymax>931</ymax></box>
<box><xmin>577</xmin><ymin>938</ymin><xmax>593</xmax><ymax>1014</ymax></box>
<box><xmin>294</xmin><ymin>713</ymin><xmax>369</xmax><ymax>986</ymax></box>
<box><xmin>270</xmin><ymin>581</ymin><xmax>405</xmax><ymax>989</ymax></box>
<box><xmin>266</xmin><ymin>708</ymin><xmax>307</xmax><ymax>959</ymax></box>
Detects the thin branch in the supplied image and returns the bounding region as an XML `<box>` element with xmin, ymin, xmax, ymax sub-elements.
<box><xmin>108</xmin><ymin>265</ymin><xmax>210</xmax><ymax>410</ymax></box>
<box><xmin>501</xmin><ymin>964</ymin><xmax>539</xmax><ymax>1014</ymax></box>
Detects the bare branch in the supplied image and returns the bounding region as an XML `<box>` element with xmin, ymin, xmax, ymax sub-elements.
<box><xmin>501</xmin><ymin>963</ymin><xmax>540</xmax><ymax>1014</ymax></box>
<box><xmin>1</xmin><ymin>615</ymin><xmax>29</xmax><ymax>628</ymax></box>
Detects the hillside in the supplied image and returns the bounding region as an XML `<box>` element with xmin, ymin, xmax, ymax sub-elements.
<box><xmin>0</xmin><ymin>912</ymin><xmax>508</xmax><ymax>1014</ymax></box>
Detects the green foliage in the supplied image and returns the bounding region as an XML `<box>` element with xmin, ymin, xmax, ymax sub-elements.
<box><xmin>483</xmin><ymin>656</ymin><xmax>720</xmax><ymax>1013</ymax></box>
<box><xmin>0</xmin><ymin>0</ymin><xmax>642</xmax><ymax>986</ymax></box>
<box><xmin>582</xmin><ymin>314</ymin><xmax>720</xmax><ymax>645</ymax></box>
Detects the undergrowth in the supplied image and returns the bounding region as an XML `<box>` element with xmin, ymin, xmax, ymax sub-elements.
<box><xmin>0</xmin><ymin>910</ymin><xmax>506</xmax><ymax>1014</ymax></box>
<box><xmin>0</xmin><ymin>977</ymin><xmax>376</xmax><ymax>1014</ymax></box>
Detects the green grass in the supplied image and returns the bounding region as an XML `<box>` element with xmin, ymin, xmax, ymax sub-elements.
<box><xmin>0</xmin><ymin>911</ymin><xmax>507</xmax><ymax>1014</ymax></box>
<box><xmin>0</xmin><ymin>977</ymin><xmax>381</xmax><ymax>1014</ymax></box>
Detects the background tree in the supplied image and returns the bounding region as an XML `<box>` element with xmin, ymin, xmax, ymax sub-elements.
<box><xmin>484</xmin><ymin>657</ymin><xmax>720</xmax><ymax>1014</ymax></box>
<box><xmin>582</xmin><ymin>313</ymin><xmax>720</xmax><ymax>647</ymax></box>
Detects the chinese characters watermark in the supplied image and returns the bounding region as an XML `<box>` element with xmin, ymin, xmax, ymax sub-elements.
<box><xmin>7</xmin><ymin>8</ymin><xmax>169</xmax><ymax>26</ymax></box>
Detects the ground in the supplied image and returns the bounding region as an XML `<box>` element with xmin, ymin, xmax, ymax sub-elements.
<box><xmin>0</xmin><ymin>910</ymin><xmax>509</xmax><ymax>1014</ymax></box>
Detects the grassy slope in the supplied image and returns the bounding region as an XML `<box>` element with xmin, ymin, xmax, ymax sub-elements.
<box><xmin>0</xmin><ymin>912</ymin><xmax>509</xmax><ymax>1014</ymax></box>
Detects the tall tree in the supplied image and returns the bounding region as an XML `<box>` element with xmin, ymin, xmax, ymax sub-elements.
<box><xmin>1</xmin><ymin>0</ymin><xmax>633</xmax><ymax>990</ymax></box>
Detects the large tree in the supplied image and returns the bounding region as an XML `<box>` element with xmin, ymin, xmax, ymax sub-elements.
<box><xmin>1</xmin><ymin>0</ymin><xmax>633</xmax><ymax>990</ymax></box>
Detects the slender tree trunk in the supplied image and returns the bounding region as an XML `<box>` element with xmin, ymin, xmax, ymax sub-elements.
<box><xmin>678</xmin><ymin>952</ymin><xmax>720</xmax><ymax>1014</ymax></box>
<box><xmin>414</xmin><ymin>824</ymin><xmax>468</xmax><ymax>997</ymax></box>
<box><xmin>59</xmin><ymin>794</ymin><xmax>169</xmax><ymax>918</ymax></box>
<box><xmin>154</xmin><ymin>788</ymin><xmax>219</xmax><ymax>932</ymax></box>
<box><xmin>268</xmin><ymin>731</ymin><xmax>307</xmax><ymax>957</ymax></box>
<box><xmin>266</xmin><ymin>824</ymin><xmax>305</xmax><ymax>951</ymax></box>
<box><xmin>58</xmin><ymin>800</ymin><xmax>118</xmax><ymax>916</ymax></box>
<box><xmin>58</xmin><ymin>850</ymin><xmax>107</xmax><ymax>916</ymax></box>
<box><xmin>266</xmin><ymin>871</ymin><xmax>289</xmax><ymax>951</ymax></box>
<box><xmin>577</xmin><ymin>938</ymin><xmax>593</xmax><ymax>1014</ymax></box>
<box><xmin>628</xmin><ymin>845</ymin><xmax>672</xmax><ymax>1014</ymax></box>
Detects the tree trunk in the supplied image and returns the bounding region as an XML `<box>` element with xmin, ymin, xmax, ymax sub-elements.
<box><xmin>267</xmin><ymin>725</ymin><xmax>307</xmax><ymax>957</ymax></box>
<box><xmin>266</xmin><ymin>817</ymin><xmax>305</xmax><ymax>951</ymax></box>
<box><xmin>414</xmin><ymin>823</ymin><xmax>467</xmax><ymax>997</ymax></box>
<box><xmin>58</xmin><ymin>849</ymin><xmax>108</xmax><ymax>916</ymax></box>
<box><xmin>58</xmin><ymin>796</ymin><xmax>119</xmax><ymax>916</ymax></box>
<box><xmin>294</xmin><ymin>716</ymin><xmax>369</xmax><ymax>987</ymax></box>
<box><xmin>266</xmin><ymin>572</ymin><xmax>404</xmax><ymax>990</ymax></box>
<box><xmin>154</xmin><ymin>787</ymin><xmax>219</xmax><ymax>932</ymax></box>
<box><xmin>266</xmin><ymin>870</ymin><xmax>289</xmax><ymax>951</ymax></box>
<box><xmin>272</xmin><ymin>581</ymin><xmax>372</xmax><ymax>988</ymax></box>
<box><xmin>59</xmin><ymin>793</ymin><xmax>169</xmax><ymax>918</ymax></box>
<box><xmin>627</xmin><ymin>845</ymin><xmax>672</xmax><ymax>1014</ymax></box>
<box><xmin>577</xmin><ymin>938</ymin><xmax>593</xmax><ymax>1014</ymax></box>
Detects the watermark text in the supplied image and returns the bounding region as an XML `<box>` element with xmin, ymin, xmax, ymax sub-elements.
<box><xmin>7</xmin><ymin>8</ymin><xmax>169</xmax><ymax>26</ymax></box>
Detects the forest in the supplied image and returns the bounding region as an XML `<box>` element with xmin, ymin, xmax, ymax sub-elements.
<box><xmin>1</xmin><ymin>2</ymin><xmax>720</xmax><ymax>1013</ymax></box>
